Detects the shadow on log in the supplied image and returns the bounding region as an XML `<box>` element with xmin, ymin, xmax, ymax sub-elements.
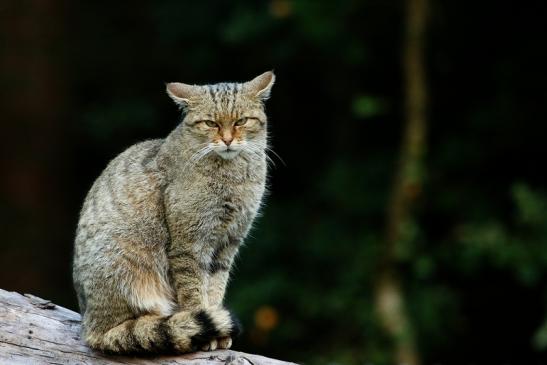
<box><xmin>0</xmin><ymin>289</ymin><xmax>296</xmax><ymax>365</ymax></box>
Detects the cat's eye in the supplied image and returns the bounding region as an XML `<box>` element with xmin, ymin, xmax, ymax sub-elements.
<box><xmin>203</xmin><ymin>120</ymin><xmax>218</xmax><ymax>128</ymax></box>
<box><xmin>234</xmin><ymin>118</ymin><xmax>248</xmax><ymax>126</ymax></box>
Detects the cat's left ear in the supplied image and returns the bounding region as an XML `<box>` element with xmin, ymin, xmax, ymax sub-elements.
<box><xmin>245</xmin><ymin>71</ymin><xmax>275</xmax><ymax>101</ymax></box>
<box><xmin>166</xmin><ymin>82</ymin><xmax>197</xmax><ymax>107</ymax></box>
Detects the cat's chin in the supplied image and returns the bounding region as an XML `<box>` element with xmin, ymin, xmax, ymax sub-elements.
<box><xmin>214</xmin><ymin>149</ymin><xmax>241</xmax><ymax>160</ymax></box>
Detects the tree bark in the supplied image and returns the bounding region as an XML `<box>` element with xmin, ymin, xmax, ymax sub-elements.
<box><xmin>373</xmin><ymin>0</ymin><xmax>429</xmax><ymax>364</ymax></box>
<box><xmin>0</xmin><ymin>289</ymin><xmax>296</xmax><ymax>365</ymax></box>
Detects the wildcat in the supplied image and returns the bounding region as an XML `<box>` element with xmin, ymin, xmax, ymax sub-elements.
<box><xmin>72</xmin><ymin>71</ymin><xmax>275</xmax><ymax>354</ymax></box>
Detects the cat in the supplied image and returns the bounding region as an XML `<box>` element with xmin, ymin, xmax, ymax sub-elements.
<box><xmin>72</xmin><ymin>71</ymin><xmax>275</xmax><ymax>354</ymax></box>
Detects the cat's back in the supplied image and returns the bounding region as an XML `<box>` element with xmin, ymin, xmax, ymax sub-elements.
<box><xmin>76</xmin><ymin>139</ymin><xmax>168</xmax><ymax>247</ymax></box>
<box><xmin>73</xmin><ymin>139</ymin><xmax>172</xmax><ymax>314</ymax></box>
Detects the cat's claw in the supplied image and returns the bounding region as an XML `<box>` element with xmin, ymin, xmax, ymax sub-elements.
<box><xmin>201</xmin><ymin>339</ymin><xmax>218</xmax><ymax>352</ymax></box>
<box><xmin>217</xmin><ymin>336</ymin><xmax>232</xmax><ymax>349</ymax></box>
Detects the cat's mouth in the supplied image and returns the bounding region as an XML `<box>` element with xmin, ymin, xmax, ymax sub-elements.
<box><xmin>215</xmin><ymin>148</ymin><xmax>241</xmax><ymax>160</ymax></box>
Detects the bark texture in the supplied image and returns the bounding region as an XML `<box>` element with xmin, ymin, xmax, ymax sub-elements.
<box><xmin>0</xmin><ymin>289</ymin><xmax>296</xmax><ymax>365</ymax></box>
<box><xmin>373</xmin><ymin>0</ymin><xmax>429</xmax><ymax>364</ymax></box>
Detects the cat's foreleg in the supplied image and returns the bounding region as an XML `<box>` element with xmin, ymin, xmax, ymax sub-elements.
<box><xmin>167</xmin><ymin>243</ymin><xmax>240</xmax><ymax>351</ymax></box>
<box><xmin>167</xmin><ymin>246</ymin><xmax>209</xmax><ymax>310</ymax></box>
<box><xmin>207</xmin><ymin>243</ymin><xmax>240</xmax><ymax>349</ymax></box>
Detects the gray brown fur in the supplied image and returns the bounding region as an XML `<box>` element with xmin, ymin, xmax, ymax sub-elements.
<box><xmin>73</xmin><ymin>72</ymin><xmax>275</xmax><ymax>354</ymax></box>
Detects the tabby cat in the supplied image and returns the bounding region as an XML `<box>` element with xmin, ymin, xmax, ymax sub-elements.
<box><xmin>72</xmin><ymin>71</ymin><xmax>275</xmax><ymax>354</ymax></box>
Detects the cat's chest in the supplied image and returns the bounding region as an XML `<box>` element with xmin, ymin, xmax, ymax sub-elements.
<box><xmin>166</xmin><ymin>170</ymin><xmax>265</xmax><ymax>230</ymax></box>
<box><xmin>201</xmin><ymin>177</ymin><xmax>264</xmax><ymax>221</ymax></box>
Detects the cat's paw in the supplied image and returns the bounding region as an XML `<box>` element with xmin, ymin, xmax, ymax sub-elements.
<box><xmin>217</xmin><ymin>336</ymin><xmax>232</xmax><ymax>349</ymax></box>
<box><xmin>207</xmin><ymin>308</ymin><xmax>241</xmax><ymax>338</ymax></box>
<box><xmin>201</xmin><ymin>338</ymin><xmax>218</xmax><ymax>351</ymax></box>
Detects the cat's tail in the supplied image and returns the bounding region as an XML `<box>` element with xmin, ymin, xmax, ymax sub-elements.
<box><xmin>86</xmin><ymin>308</ymin><xmax>241</xmax><ymax>354</ymax></box>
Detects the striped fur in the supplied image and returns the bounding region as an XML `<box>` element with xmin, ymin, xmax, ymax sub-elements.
<box><xmin>73</xmin><ymin>72</ymin><xmax>274</xmax><ymax>354</ymax></box>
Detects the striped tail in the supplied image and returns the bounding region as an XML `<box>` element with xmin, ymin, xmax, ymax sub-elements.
<box><xmin>87</xmin><ymin>308</ymin><xmax>241</xmax><ymax>354</ymax></box>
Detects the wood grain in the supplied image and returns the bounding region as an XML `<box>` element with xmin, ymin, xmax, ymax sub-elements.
<box><xmin>0</xmin><ymin>289</ymin><xmax>295</xmax><ymax>365</ymax></box>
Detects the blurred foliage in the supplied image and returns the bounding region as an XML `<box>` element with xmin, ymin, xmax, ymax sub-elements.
<box><xmin>2</xmin><ymin>0</ymin><xmax>547</xmax><ymax>364</ymax></box>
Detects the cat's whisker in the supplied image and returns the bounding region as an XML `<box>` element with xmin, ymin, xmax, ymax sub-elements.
<box><xmin>244</xmin><ymin>141</ymin><xmax>279</xmax><ymax>168</ymax></box>
<box><xmin>190</xmin><ymin>148</ymin><xmax>211</xmax><ymax>164</ymax></box>
<box><xmin>183</xmin><ymin>146</ymin><xmax>207</xmax><ymax>164</ymax></box>
<box><xmin>265</xmin><ymin>146</ymin><xmax>286</xmax><ymax>167</ymax></box>
<box><xmin>185</xmin><ymin>148</ymin><xmax>206</xmax><ymax>168</ymax></box>
<box><xmin>192</xmin><ymin>147</ymin><xmax>212</xmax><ymax>166</ymax></box>
<box><xmin>264</xmin><ymin>154</ymin><xmax>276</xmax><ymax>168</ymax></box>
<box><xmin>188</xmin><ymin>146</ymin><xmax>208</xmax><ymax>161</ymax></box>
<box><xmin>180</xmin><ymin>142</ymin><xmax>209</xmax><ymax>161</ymax></box>
<box><xmin>182</xmin><ymin>145</ymin><xmax>212</xmax><ymax>172</ymax></box>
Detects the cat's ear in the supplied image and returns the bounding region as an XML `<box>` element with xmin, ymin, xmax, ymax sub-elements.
<box><xmin>166</xmin><ymin>82</ymin><xmax>197</xmax><ymax>106</ymax></box>
<box><xmin>245</xmin><ymin>71</ymin><xmax>275</xmax><ymax>100</ymax></box>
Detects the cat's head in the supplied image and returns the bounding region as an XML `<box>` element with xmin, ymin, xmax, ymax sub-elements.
<box><xmin>166</xmin><ymin>71</ymin><xmax>275</xmax><ymax>160</ymax></box>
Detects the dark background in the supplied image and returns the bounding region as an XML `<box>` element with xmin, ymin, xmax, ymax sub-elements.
<box><xmin>1</xmin><ymin>1</ymin><xmax>547</xmax><ymax>364</ymax></box>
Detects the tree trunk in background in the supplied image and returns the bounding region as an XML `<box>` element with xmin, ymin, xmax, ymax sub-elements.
<box><xmin>374</xmin><ymin>0</ymin><xmax>428</xmax><ymax>364</ymax></box>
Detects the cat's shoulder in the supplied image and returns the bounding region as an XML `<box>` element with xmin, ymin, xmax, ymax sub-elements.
<box><xmin>113</xmin><ymin>139</ymin><xmax>164</xmax><ymax>163</ymax></box>
<box><xmin>120</xmin><ymin>139</ymin><xmax>164</xmax><ymax>158</ymax></box>
<box><xmin>99</xmin><ymin>138</ymin><xmax>165</xmax><ymax>178</ymax></box>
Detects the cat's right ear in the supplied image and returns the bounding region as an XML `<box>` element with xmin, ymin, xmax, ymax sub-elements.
<box><xmin>245</xmin><ymin>71</ymin><xmax>275</xmax><ymax>101</ymax></box>
<box><xmin>166</xmin><ymin>82</ymin><xmax>195</xmax><ymax>107</ymax></box>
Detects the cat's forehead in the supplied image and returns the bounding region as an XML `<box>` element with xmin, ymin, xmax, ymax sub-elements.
<box><xmin>188</xmin><ymin>82</ymin><xmax>262</xmax><ymax>118</ymax></box>
<box><xmin>205</xmin><ymin>82</ymin><xmax>243</xmax><ymax>107</ymax></box>
<box><xmin>207</xmin><ymin>82</ymin><xmax>242</xmax><ymax>96</ymax></box>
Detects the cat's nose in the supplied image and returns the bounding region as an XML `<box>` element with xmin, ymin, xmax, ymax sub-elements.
<box><xmin>222</xmin><ymin>136</ymin><xmax>233</xmax><ymax>146</ymax></box>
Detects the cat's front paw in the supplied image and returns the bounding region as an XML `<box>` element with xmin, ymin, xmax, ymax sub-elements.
<box><xmin>217</xmin><ymin>336</ymin><xmax>232</xmax><ymax>349</ymax></box>
<box><xmin>189</xmin><ymin>308</ymin><xmax>240</xmax><ymax>352</ymax></box>
<box><xmin>198</xmin><ymin>335</ymin><xmax>231</xmax><ymax>351</ymax></box>
<box><xmin>201</xmin><ymin>338</ymin><xmax>218</xmax><ymax>351</ymax></box>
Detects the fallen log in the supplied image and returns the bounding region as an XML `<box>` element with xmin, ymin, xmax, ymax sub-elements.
<box><xmin>0</xmin><ymin>289</ymin><xmax>295</xmax><ymax>365</ymax></box>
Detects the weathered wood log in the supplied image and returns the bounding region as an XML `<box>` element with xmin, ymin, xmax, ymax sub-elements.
<box><xmin>0</xmin><ymin>289</ymin><xmax>295</xmax><ymax>365</ymax></box>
